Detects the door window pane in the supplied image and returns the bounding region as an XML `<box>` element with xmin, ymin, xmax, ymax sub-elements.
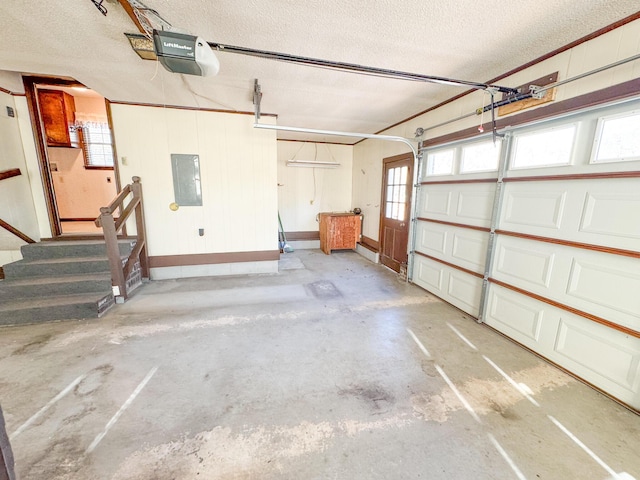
<box><xmin>385</xmin><ymin>163</ymin><xmax>410</xmax><ymax>220</ymax></box>
<box><xmin>400</xmin><ymin>166</ymin><xmax>408</xmax><ymax>184</ymax></box>
<box><xmin>397</xmin><ymin>203</ymin><xmax>405</xmax><ymax>222</ymax></box>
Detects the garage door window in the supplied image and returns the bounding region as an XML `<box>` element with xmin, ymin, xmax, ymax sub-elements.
<box><xmin>591</xmin><ymin>110</ymin><xmax>640</xmax><ymax>164</ymax></box>
<box><xmin>511</xmin><ymin>124</ymin><xmax>576</xmax><ymax>169</ymax></box>
<box><xmin>426</xmin><ymin>149</ymin><xmax>454</xmax><ymax>175</ymax></box>
<box><xmin>461</xmin><ymin>140</ymin><xmax>501</xmax><ymax>173</ymax></box>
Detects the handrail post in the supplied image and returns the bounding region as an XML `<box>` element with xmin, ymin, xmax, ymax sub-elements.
<box><xmin>130</xmin><ymin>176</ymin><xmax>149</xmax><ymax>279</ymax></box>
<box><xmin>99</xmin><ymin>206</ymin><xmax>127</xmax><ymax>302</ymax></box>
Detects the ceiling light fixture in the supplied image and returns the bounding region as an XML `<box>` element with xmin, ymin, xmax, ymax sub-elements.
<box><xmin>286</xmin><ymin>160</ymin><xmax>340</xmax><ymax>169</ymax></box>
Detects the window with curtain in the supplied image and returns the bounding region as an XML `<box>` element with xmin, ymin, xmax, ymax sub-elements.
<box><xmin>79</xmin><ymin>122</ymin><xmax>114</xmax><ymax>168</ymax></box>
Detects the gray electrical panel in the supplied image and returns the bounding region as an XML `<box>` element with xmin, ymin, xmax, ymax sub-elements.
<box><xmin>170</xmin><ymin>154</ymin><xmax>202</xmax><ymax>206</ymax></box>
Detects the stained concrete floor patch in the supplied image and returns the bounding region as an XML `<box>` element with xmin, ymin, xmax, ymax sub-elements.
<box><xmin>305</xmin><ymin>280</ymin><xmax>342</xmax><ymax>299</ymax></box>
<box><xmin>111</xmin><ymin>415</ymin><xmax>413</xmax><ymax>479</ymax></box>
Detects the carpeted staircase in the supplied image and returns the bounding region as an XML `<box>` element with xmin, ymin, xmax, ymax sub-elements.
<box><xmin>0</xmin><ymin>239</ymin><xmax>134</xmax><ymax>326</ymax></box>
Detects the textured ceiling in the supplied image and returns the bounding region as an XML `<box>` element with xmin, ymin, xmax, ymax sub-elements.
<box><xmin>0</xmin><ymin>1</ymin><xmax>637</xmax><ymax>143</ymax></box>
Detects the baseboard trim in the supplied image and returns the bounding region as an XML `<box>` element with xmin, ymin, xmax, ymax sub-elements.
<box><xmin>284</xmin><ymin>231</ymin><xmax>320</xmax><ymax>241</ymax></box>
<box><xmin>360</xmin><ymin>235</ymin><xmax>379</xmax><ymax>252</ymax></box>
<box><xmin>149</xmin><ymin>250</ymin><xmax>280</xmax><ymax>268</ymax></box>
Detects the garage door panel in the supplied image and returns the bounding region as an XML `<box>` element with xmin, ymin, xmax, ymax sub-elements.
<box><xmin>447</xmin><ymin>271</ymin><xmax>482</xmax><ymax>316</ymax></box>
<box><xmin>413</xmin><ymin>255</ymin><xmax>480</xmax><ymax>316</ymax></box>
<box><xmin>415</xmin><ymin>222</ymin><xmax>488</xmax><ymax>274</ymax></box>
<box><xmin>451</xmin><ymin>231</ymin><xmax>488</xmax><ymax>273</ymax></box>
<box><xmin>555</xmin><ymin>317</ymin><xmax>640</xmax><ymax>392</ymax></box>
<box><xmin>418</xmin><ymin>188</ymin><xmax>452</xmax><ymax>217</ymax></box>
<box><xmin>415</xmin><ymin>223</ymin><xmax>447</xmax><ymax>255</ymax></box>
<box><xmin>492</xmin><ymin>236</ymin><xmax>640</xmax><ymax>332</ymax></box>
<box><xmin>413</xmin><ymin>255</ymin><xmax>445</xmax><ymax>293</ymax></box>
<box><xmin>503</xmin><ymin>188</ymin><xmax>567</xmax><ymax>230</ymax></box>
<box><xmin>495</xmin><ymin>239</ymin><xmax>556</xmax><ymax>288</ymax></box>
<box><xmin>486</xmin><ymin>284</ymin><xmax>640</xmax><ymax>407</ymax></box>
<box><xmin>487</xmin><ymin>287</ymin><xmax>546</xmax><ymax>342</ymax></box>
<box><xmin>456</xmin><ymin>189</ymin><xmax>494</xmax><ymax>222</ymax></box>
<box><xmin>500</xmin><ymin>178</ymin><xmax>640</xmax><ymax>250</ymax></box>
<box><xmin>567</xmin><ymin>258</ymin><xmax>640</xmax><ymax>319</ymax></box>
<box><xmin>579</xmin><ymin>191</ymin><xmax>640</xmax><ymax>240</ymax></box>
<box><xmin>418</xmin><ymin>183</ymin><xmax>494</xmax><ymax>227</ymax></box>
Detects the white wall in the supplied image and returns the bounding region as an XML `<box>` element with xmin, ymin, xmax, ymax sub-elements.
<box><xmin>110</xmin><ymin>104</ymin><xmax>278</xmax><ymax>278</ymax></box>
<box><xmin>14</xmin><ymin>95</ymin><xmax>54</xmax><ymax>240</ymax></box>
<box><xmin>277</xmin><ymin>141</ymin><xmax>353</xmax><ymax>236</ymax></box>
<box><xmin>0</xmin><ymin>90</ymin><xmax>40</xmax><ymax>266</ymax></box>
<box><xmin>353</xmin><ymin>18</ymin><xmax>640</xmax><ymax>242</ymax></box>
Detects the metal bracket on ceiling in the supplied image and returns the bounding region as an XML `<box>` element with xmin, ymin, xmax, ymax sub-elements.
<box><xmin>529</xmin><ymin>84</ymin><xmax>546</xmax><ymax>99</ymax></box>
<box><xmin>253</xmin><ymin>79</ymin><xmax>262</xmax><ymax>121</ymax></box>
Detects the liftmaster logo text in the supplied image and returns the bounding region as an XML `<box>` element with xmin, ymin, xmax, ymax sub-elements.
<box><xmin>163</xmin><ymin>42</ymin><xmax>193</xmax><ymax>51</ymax></box>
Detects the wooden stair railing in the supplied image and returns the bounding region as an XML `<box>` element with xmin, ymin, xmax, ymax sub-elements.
<box><xmin>95</xmin><ymin>176</ymin><xmax>149</xmax><ymax>302</ymax></box>
<box><xmin>0</xmin><ymin>168</ymin><xmax>36</xmax><ymax>244</ymax></box>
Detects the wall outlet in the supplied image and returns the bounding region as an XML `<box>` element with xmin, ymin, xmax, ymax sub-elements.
<box><xmin>6</xmin><ymin>106</ymin><xmax>15</xmax><ymax>117</ymax></box>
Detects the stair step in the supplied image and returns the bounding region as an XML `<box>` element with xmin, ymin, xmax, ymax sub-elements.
<box><xmin>0</xmin><ymin>293</ymin><xmax>115</xmax><ymax>326</ymax></box>
<box><xmin>3</xmin><ymin>256</ymin><xmax>115</xmax><ymax>280</ymax></box>
<box><xmin>21</xmin><ymin>239</ymin><xmax>135</xmax><ymax>261</ymax></box>
<box><xmin>0</xmin><ymin>273</ymin><xmax>112</xmax><ymax>300</ymax></box>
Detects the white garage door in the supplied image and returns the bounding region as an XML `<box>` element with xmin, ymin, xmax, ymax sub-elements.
<box><xmin>410</xmin><ymin>99</ymin><xmax>640</xmax><ymax>410</ymax></box>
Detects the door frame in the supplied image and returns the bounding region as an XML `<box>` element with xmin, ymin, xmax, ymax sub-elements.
<box><xmin>23</xmin><ymin>75</ymin><xmax>122</xmax><ymax>238</ymax></box>
<box><xmin>378</xmin><ymin>152</ymin><xmax>414</xmax><ymax>272</ymax></box>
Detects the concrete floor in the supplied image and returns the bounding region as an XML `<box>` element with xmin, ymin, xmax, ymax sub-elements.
<box><xmin>0</xmin><ymin>250</ymin><xmax>638</xmax><ymax>480</ymax></box>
